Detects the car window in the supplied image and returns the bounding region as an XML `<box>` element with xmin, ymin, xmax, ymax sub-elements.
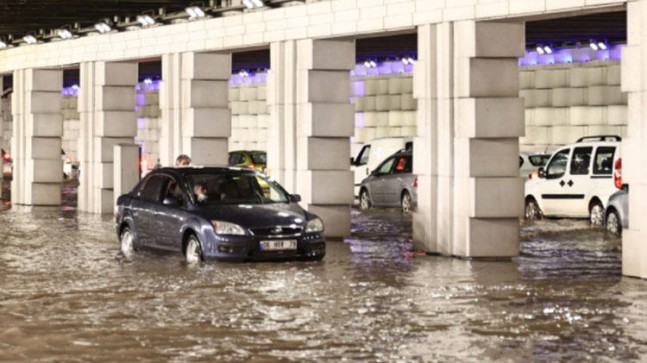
<box><xmin>228</xmin><ymin>153</ymin><xmax>238</xmax><ymax>166</ymax></box>
<box><xmin>251</xmin><ymin>153</ymin><xmax>266</xmax><ymax>164</ymax></box>
<box><xmin>545</xmin><ymin>149</ymin><xmax>570</xmax><ymax>179</ymax></box>
<box><xmin>162</xmin><ymin>176</ymin><xmax>185</xmax><ymax>204</ymax></box>
<box><xmin>529</xmin><ymin>154</ymin><xmax>550</xmax><ymax>167</ymax></box>
<box><xmin>593</xmin><ymin>146</ymin><xmax>616</xmax><ymax>175</ymax></box>
<box><xmin>519</xmin><ymin>156</ymin><xmax>524</xmax><ymax>168</ymax></box>
<box><xmin>355</xmin><ymin>145</ymin><xmax>370</xmax><ymax>166</ymax></box>
<box><xmin>393</xmin><ymin>155</ymin><xmax>412</xmax><ymax>174</ymax></box>
<box><xmin>375</xmin><ymin>157</ymin><xmax>396</xmax><ymax>175</ymax></box>
<box><xmin>570</xmin><ymin>147</ymin><xmax>592</xmax><ymax>175</ymax></box>
<box><xmin>139</xmin><ymin>175</ymin><xmax>166</xmax><ymax>202</ymax></box>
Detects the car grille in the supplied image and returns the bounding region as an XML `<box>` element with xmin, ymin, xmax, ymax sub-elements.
<box><xmin>251</xmin><ymin>226</ymin><xmax>302</xmax><ymax>238</ymax></box>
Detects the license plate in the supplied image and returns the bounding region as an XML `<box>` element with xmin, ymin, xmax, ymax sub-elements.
<box><xmin>259</xmin><ymin>239</ymin><xmax>297</xmax><ymax>251</ymax></box>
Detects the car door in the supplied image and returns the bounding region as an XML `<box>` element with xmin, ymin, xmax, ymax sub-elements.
<box><xmin>151</xmin><ymin>175</ymin><xmax>190</xmax><ymax>252</ymax></box>
<box><xmin>130</xmin><ymin>174</ymin><xmax>166</xmax><ymax>247</ymax></box>
<box><xmin>562</xmin><ymin>146</ymin><xmax>593</xmax><ymax>216</ymax></box>
<box><xmin>367</xmin><ymin>156</ymin><xmax>396</xmax><ymax>206</ymax></box>
<box><xmin>539</xmin><ymin>148</ymin><xmax>572</xmax><ymax>216</ymax></box>
<box><xmin>381</xmin><ymin>154</ymin><xmax>412</xmax><ymax>207</ymax></box>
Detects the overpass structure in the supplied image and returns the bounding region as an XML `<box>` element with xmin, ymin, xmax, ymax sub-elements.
<box><xmin>0</xmin><ymin>0</ymin><xmax>645</xmax><ymax>279</ymax></box>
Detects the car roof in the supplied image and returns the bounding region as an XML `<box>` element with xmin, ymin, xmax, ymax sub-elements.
<box><xmin>149</xmin><ymin>166</ymin><xmax>261</xmax><ymax>178</ymax></box>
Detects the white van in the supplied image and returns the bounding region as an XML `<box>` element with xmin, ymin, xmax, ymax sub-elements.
<box><xmin>351</xmin><ymin>137</ymin><xmax>413</xmax><ymax>197</ymax></box>
<box><xmin>524</xmin><ymin>135</ymin><xmax>622</xmax><ymax>225</ymax></box>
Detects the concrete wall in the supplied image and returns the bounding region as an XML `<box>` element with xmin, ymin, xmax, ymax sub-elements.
<box><xmin>61</xmin><ymin>95</ymin><xmax>80</xmax><ymax>160</ymax></box>
<box><xmin>230</xmin><ymin>83</ymin><xmax>270</xmax><ymax>151</ymax></box>
<box><xmin>136</xmin><ymin>85</ymin><xmax>162</xmax><ymax>170</ymax></box>
<box><xmin>0</xmin><ymin>96</ymin><xmax>11</xmax><ymax>151</ymax></box>
<box><xmin>520</xmin><ymin>60</ymin><xmax>627</xmax><ymax>152</ymax></box>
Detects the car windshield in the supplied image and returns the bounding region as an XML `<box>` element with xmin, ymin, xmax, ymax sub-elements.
<box><xmin>186</xmin><ymin>171</ymin><xmax>289</xmax><ymax>205</ymax></box>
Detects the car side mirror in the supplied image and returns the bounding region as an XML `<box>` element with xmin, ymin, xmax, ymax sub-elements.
<box><xmin>163</xmin><ymin>196</ymin><xmax>180</xmax><ymax>206</ymax></box>
<box><xmin>538</xmin><ymin>167</ymin><xmax>546</xmax><ymax>178</ymax></box>
<box><xmin>289</xmin><ymin>194</ymin><xmax>302</xmax><ymax>203</ymax></box>
<box><xmin>350</xmin><ymin>157</ymin><xmax>355</xmax><ymax>165</ymax></box>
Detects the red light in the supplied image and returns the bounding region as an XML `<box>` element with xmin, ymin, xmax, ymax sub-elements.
<box><xmin>2</xmin><ymin>152</ymin><xmax>10</xmax><ymax>161</ymax></box>
<box><xmin>614</xmin><ymin>158</ymin><xmax>622</xmax><ymax>189</ymax></box>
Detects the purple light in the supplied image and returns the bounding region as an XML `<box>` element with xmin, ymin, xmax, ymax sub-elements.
<box><xmin>355</xmin><ymin>112</ymin><xmax>365</xmax><ymax>128</ymax></box>
<box><xmin>352</xmin><ymin>80</ymin><xmax>365</xmax><ymax>97</ymax></box>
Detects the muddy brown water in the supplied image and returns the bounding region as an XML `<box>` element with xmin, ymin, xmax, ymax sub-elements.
<box><xmin>1</xmin><ymin>180</ymin><xmax>646</xmax><ymax>362</ymax></box>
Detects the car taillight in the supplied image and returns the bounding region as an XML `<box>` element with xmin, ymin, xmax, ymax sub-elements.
<box><xmin>2</xmin><ymin>152</ymin><xmax>10</xmax><ymax>161</ymax></box>
<box><xmin>413</xmin><ymin>176</ymin><xmax>418</xmax><ymax>189</ymax></box>
<box><xmin>614</xmin><ymin>158</ymin><xmax>622</xmax><ymax>189</ymax></box>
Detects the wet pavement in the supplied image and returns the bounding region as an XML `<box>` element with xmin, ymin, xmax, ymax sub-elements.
<box><xmin>1</xmin><ymin>180</ymin><xmax>647</xmax><ymax>362</ymax></box>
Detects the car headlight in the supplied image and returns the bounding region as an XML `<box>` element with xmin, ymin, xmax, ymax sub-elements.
<box><xmin>305</xmin><ymin>218</ymin><xmax>324</xmax><ymax>233</ymax></box>
<box><xmin>211</xmin><ymin>220</ymin><xmax>246</xmax><ymax>235</ymax></box>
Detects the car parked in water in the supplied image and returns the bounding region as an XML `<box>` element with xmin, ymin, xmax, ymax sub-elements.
<box><xmin>605</xmin><ymin>187</ymin><xmax>628</xmax><ymax>237</ymax></box>
<box><xmin>228</xmin><ymin>150</ymin><xmax>267</xmax><ymax>172</ymax></box>
<box><xmin>524</xmin><ymin>135</ymin><xmax>622</xmax><ymax>225</ymax></box>
<box><xmin>115</xmin><ymin>167</ymin><xmax>326</xmax><ymax>263</ymax></box>
<box><xmin>358</xmin><ymin>149</ymin><xmax>417</xmax><ymax>214</ymax></box>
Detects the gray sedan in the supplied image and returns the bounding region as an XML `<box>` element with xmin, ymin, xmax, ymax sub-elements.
<box><xmin>605</xmin><ymin>188</ymin><xmax>628</xmax><ymax>236</ymax></box>
<box><xmin>359</xmin><ymin>150</ymin><xmax>417</xmax><ymax>213</ymax></box>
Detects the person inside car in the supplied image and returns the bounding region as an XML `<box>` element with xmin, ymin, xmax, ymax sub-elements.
<box><xmin>193</xmin><ymin>184</ymin><xmax>208</xmax><ymax>203</ymax></box>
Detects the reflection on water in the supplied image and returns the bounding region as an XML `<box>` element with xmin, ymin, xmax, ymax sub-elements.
<box><xmin>1</xmin><ymin>185</ymin><xmax>646</xmax><ymax>361</ymax></box>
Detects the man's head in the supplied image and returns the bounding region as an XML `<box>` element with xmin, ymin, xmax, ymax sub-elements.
<box><xmin>176</xmin><ymin>154</ymin><xmax>191</xmax><ymax>167</ymax></box>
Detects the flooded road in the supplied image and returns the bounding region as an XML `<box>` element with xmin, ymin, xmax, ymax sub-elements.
<box><xmin>1</xmin><ymin>181</ymin><xmax>647</xmax><ymax>361</ymax></box>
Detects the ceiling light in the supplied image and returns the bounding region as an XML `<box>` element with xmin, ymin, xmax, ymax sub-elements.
<box><xmin>186</xmin><ymin>6</ymin><xmax>206</xmax><ymax>19</ymax></box>
<box><xmin>23</xmin><ymin>35</ymin><xmax>37</xmax><ymax>44</ymax></box>
<box><xmin>243</xmin><ymin>0</ymin><xmax>264</xmax><ymax>8</ymax></box>
<box><xmin>136</xmin><ymin>14</ymin><xmax>156</xmax><ymax>26</ymax></box>
<box><xmin>598</xmin><ymin>42</ymin><xmax>607</xmax><ymax>50</ymax></box>
<box><xmin>57</xmin><ymin>29</ymin><xmax>73</xmax><ymax>39</ymax></box>
<box><xmin>94</xmin><ymin>22</ymin><xmax>112</xmax><ymax>33</ymax></box>
<box><xmin>536</xmin><ymin>45</ymin><xmax>545</xmax><ymax>55</ymax></box>
<box><xmin>589</xmin><ymin>42</ymin><xmax>598</xmax><ymax>51</ymax></box>
<box><xmin>543</xmin><ymin>45</ymin><xmax>552</xmax><ymax>54</ymax></box>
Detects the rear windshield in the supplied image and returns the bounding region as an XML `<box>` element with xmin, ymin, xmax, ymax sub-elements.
<box><xmin>251</xmin><ymin>153</ymin><xmax>267</xmax><ymax>164</ymax></box>
<box><xmin>528</xmin><ymin>154</ymin><xmax>551</xmax><ymax>167</ymax></box>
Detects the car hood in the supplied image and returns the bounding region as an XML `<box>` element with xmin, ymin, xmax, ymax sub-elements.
<box><xmin>192</xmin><ymin>202</ymin><xmax>311</xmax><ymax>228</ymax></box>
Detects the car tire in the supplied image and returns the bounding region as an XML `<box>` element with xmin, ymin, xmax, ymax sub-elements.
<box><xmin>185</xmin><ymin>235</ymin><xmax>203</xmax><ymax>264</ymax></box>
<box><xmin>589</xmin><ymin>201</ymin><xmax>605</xmax><ymax>226</ymax></box>
<box><xmin>120</xmin><ymin>227</ymin><xmax>135</xmax><ymax>260</ymax></box>
<box><xmin>605</xmin><ymin>208</ymin><xmax>622</xmax><ymax>237</ymax></box>
<box><xmin>401</xmin><ymin>191</ymin><xmax>413</xmax><ymax>214</ymax></box>
<box><xmin>524</xmin><ymin>197</ymin><xmax>542</xmax><ymax>220</ymax></box>
<box><xmin>359</xmin><ymin>189</ymin><xmax>371</xmax><ymax>211</ymax></box>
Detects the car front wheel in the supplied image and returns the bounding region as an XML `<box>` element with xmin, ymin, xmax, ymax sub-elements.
<box><xmin>120</xmin><ymin>227</ymin><xmax>135</xmax><ymax>260</ymax></box>
<box><xmin>359</xmin><ymin>189</ymin><xmax>371</xmax><ymax>210</ymax></box>
<box><xmin>525</xmin><ymin>197</ymin><xmax>542</xmax><ymax>220</ymax></box>
<box><xmin>589</xmin><ymin>201</ymin><xmax>605</xmax><ymax>226</ymax></box>
<box><xmin>605</xmin><ymin>208</ymin><xmax>622</xmax><ymax>236</ymax></box>
<box><xmin>185</xmin><ymin>235</ymin><xmax>203</xmax><ymax>264</ymax></box>
<box><xmin>401</xmin><ymin>191</ymin><xmax>413</xmax><ymax>214</ymax></box>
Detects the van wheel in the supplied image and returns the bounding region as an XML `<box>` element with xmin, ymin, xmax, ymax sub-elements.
<box><xmin>605</xmin><ymin>208</ymin><xmax>622</xmax><ymax>237</ymax></box>
<box><xmin>359</xmin><ymin>189</ymin><xmax>371</xmax><ymax>210</ymax></box>
<box><xmin>401</xmin><ymin>191</ymin><xmax>413</xmax><ymax>214</ymax></box>
<box><xmin>589</xmin><ymin>201</ymin><xmax>605</xmax><ymax>226</ymax></box>
<box><xmin>524</xmin><ymin>197</ymin><xmax>542</xmax><ymax>220</ymax></box>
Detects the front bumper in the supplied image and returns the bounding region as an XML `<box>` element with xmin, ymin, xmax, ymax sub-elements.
<box><xmin>200</xmin><ymin>232</ymin><xmax>326</xmax><ymax>262</ymax></box>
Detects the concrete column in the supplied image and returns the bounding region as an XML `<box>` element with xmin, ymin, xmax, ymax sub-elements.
<box><xmin>78</xmin><ymin>61</ymin><xmax>138</xmax><ymax>214</ymax></box>
<box><xmin>413</xmin><ymin>21</ymin><xmax>525</xmax><ymax>257</ymax></box>
<box><xmin>160</xmin><ymin>52</ymin><xmax>231</xmax><ymax>166</ymax></box>
<box><xmin>11</xmin><ymin>69</ymin><xmax>63</xmax><ymax>206</ymax></box>
<box><xmin>268</xmin><ymin>39</ymin><xmax>355</xmax><ymax>238</ymax></box>
<box><xmin>622</xmin><ymin>0</ymin><xmax>647</xmax><ymax>279</ymax></box>
<box><xmin>114</xmin><ymin>144</ymin><xmax>140</xmax><ymax>203</ymax></box>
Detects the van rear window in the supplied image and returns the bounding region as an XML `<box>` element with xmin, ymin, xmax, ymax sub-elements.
<box><xmin>593</xmin><ymin>147</ymin><xmax>615</xmax><ymax>175</ymax></box>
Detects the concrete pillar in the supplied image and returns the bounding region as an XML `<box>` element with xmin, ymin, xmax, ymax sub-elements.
<box><xmin>622</xmin><ymin>0</ymin><xmax>647</xmax><ymax>279</ymax></box>
<box><xmin>78</xmin><ymin>61</ymin><xmax>138</xmax><ymax>214</ymax></box>
<box><xmin>413</xmin><ymin>21</ymin><xmax>525</xmax><ymax>257</ymax></box>
<box><xmin>160</xmin><ymin>52</ymin><xmax>231</xmax><ymax>167</ymax></box>
<box><xmin>114</xmin><ymin>144</ymin><xmax>140</xmax><ymax>203</ymax></box>
<box><xmin>11</xmin><ymin>69</ymin><xmax>63</xmax><ymax>206</ymax></box>
<box><xmin>268</xmin><ymin>39</ymin><xmax>355</xmax><ymax>238</ymax></box>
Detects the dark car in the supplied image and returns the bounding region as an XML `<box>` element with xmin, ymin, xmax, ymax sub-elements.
<box><xmin>115</xmin><ymin>167</ymin><xmax>325</xmax><ymax>263</ymax></box>
<box><xmin>359</xmin><ymin>149</ymin><xmax>417</xmax><ymax>214</ymax></box>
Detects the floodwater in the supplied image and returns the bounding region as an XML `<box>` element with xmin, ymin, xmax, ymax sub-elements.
<box><xmin>1</xmin><ymin>180</ymin><xmax>647</xmax><ymax>362</ymax></box>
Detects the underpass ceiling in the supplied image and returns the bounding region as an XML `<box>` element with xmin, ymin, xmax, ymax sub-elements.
<box><xmin>0</xmin><ymin>2</ymin><xmax>627</xmax><ymax>81</ymax></box>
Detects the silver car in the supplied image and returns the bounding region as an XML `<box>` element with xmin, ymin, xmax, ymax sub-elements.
<box><xmin>605</xmin><ymin>188</ymin><xmax>628</xmax><ymax>236</ymax></box>
<box><xmin>358</xmin><ymin>150</ymin><xmax>417</xmax><ymax>213</ymax></box>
